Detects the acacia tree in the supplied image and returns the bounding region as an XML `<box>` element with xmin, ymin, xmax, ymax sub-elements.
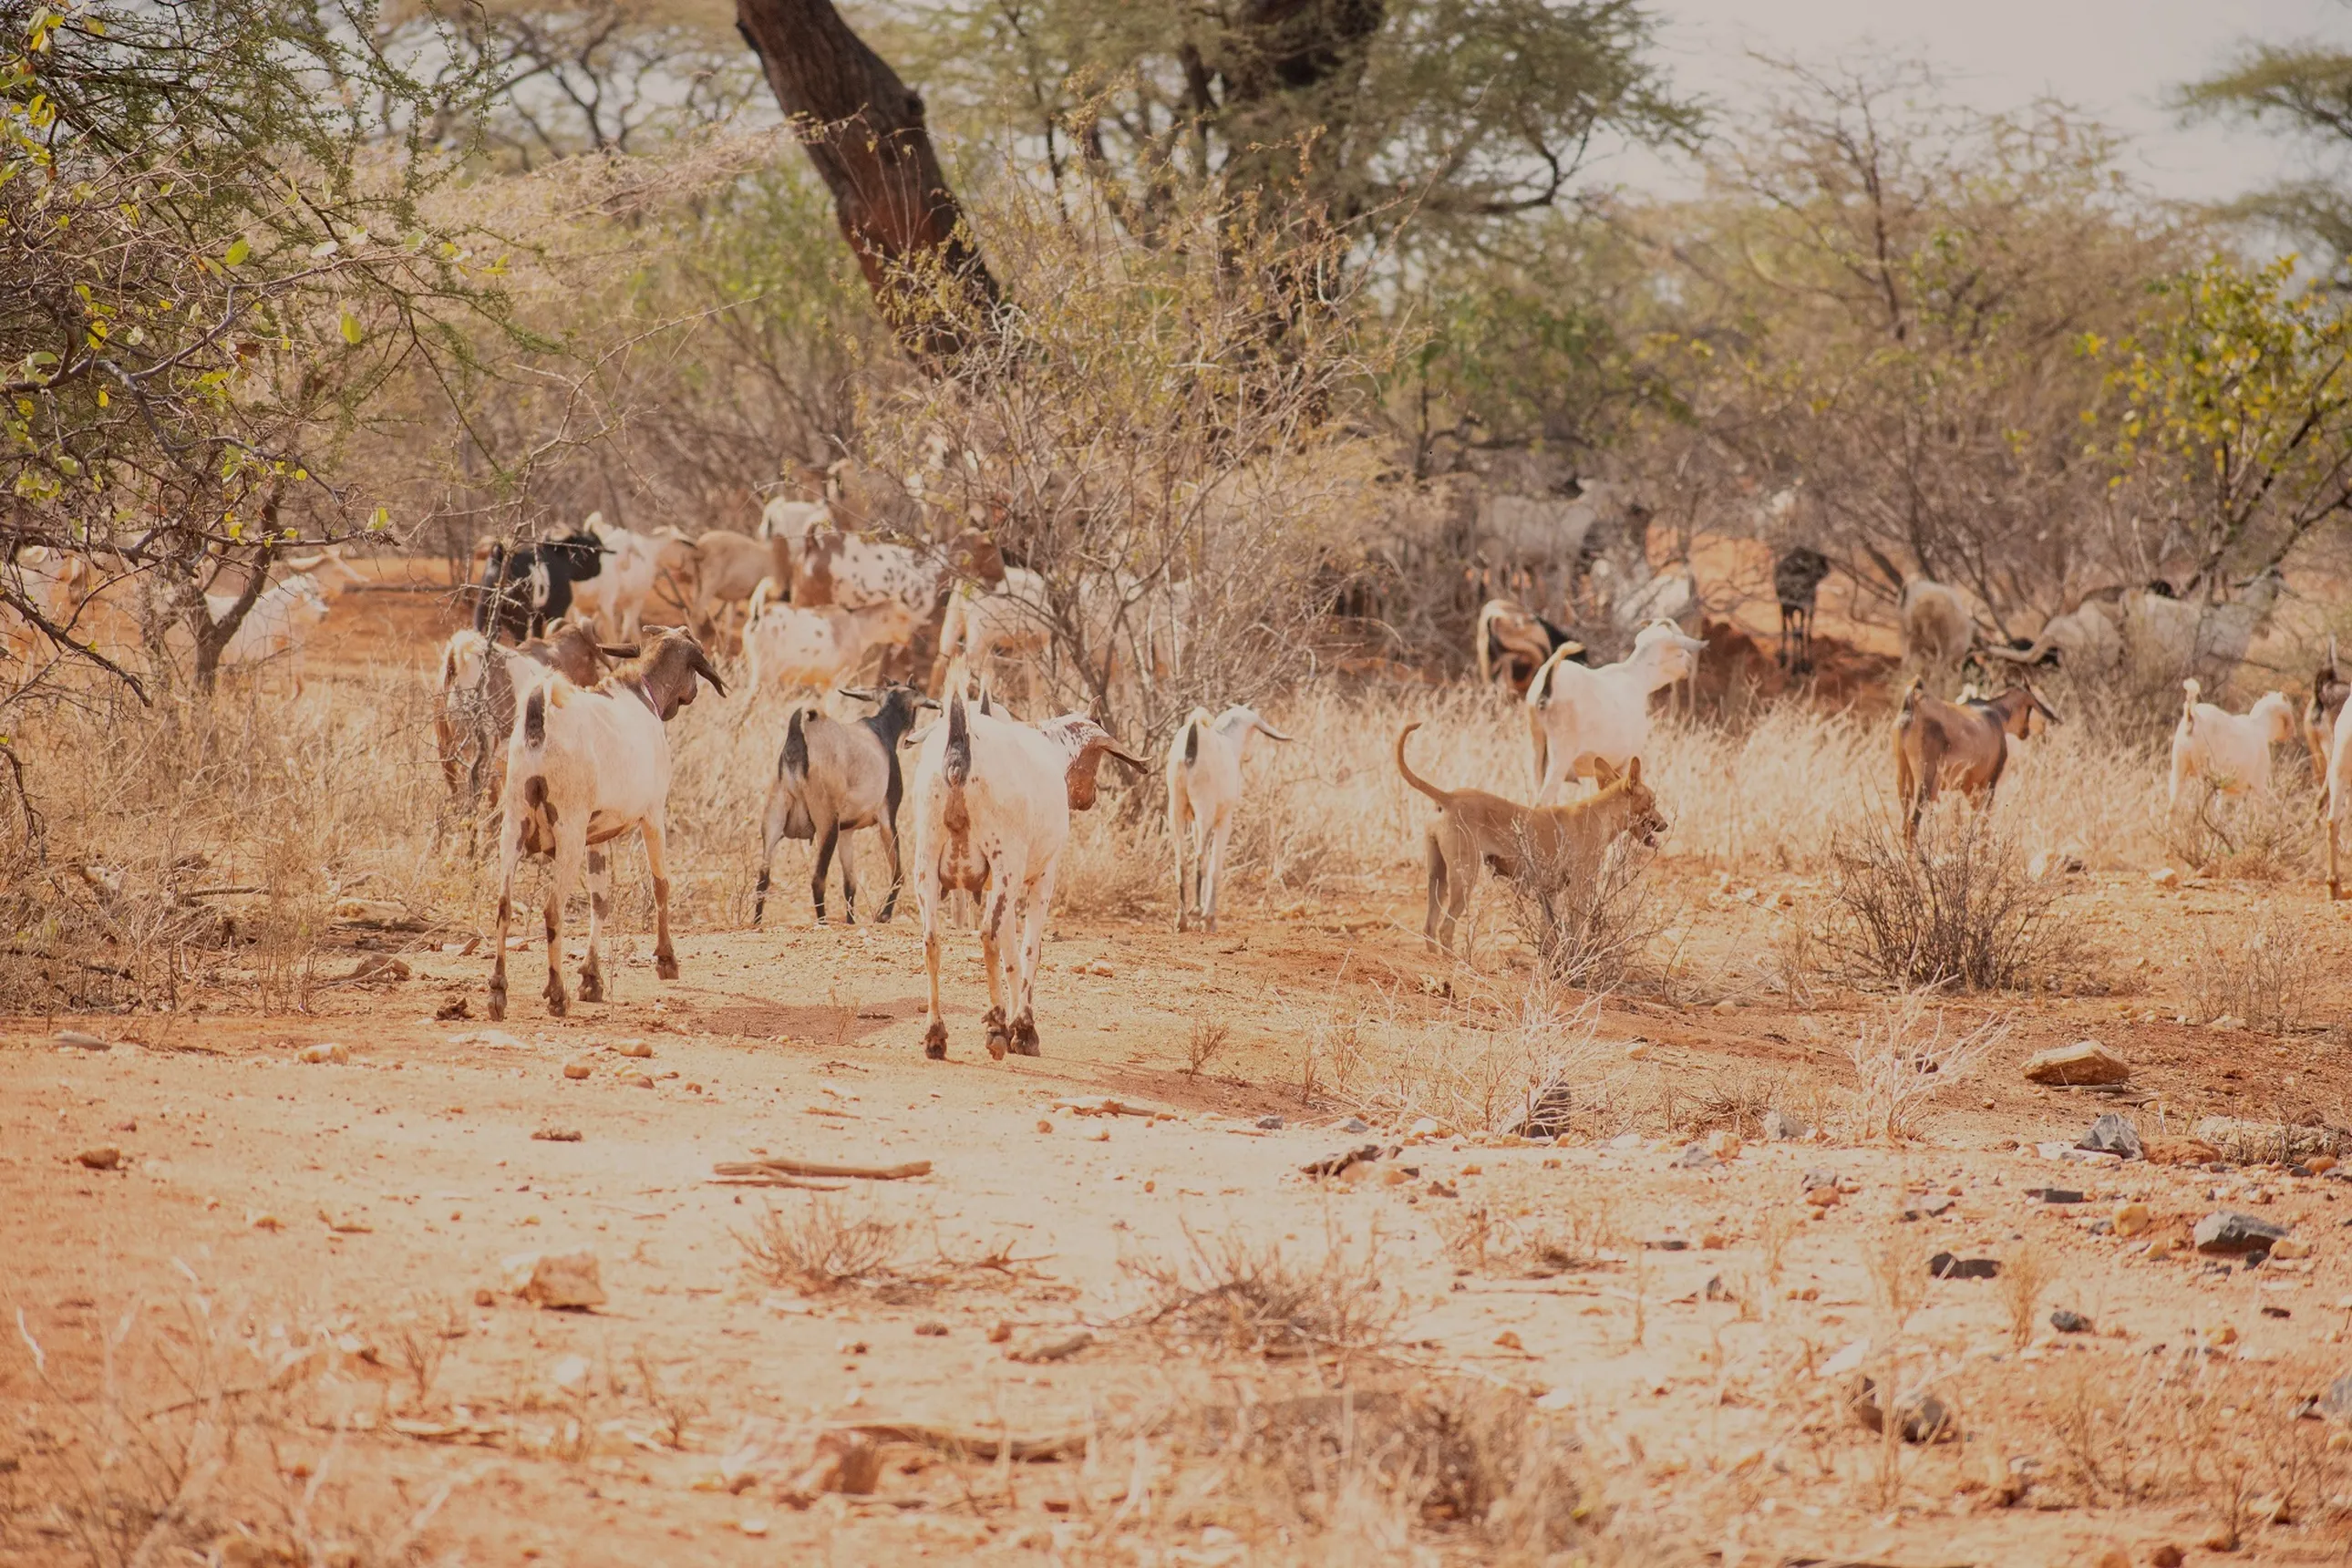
<box><xmin>2177</xmin><ymin>35</ymin><xmax>2352</xmax><ymax>275</ymax></box>
<box><xmin>0</xmin><ymin>0</ymin><xmax>502</xmax><ymax>694</ymax></box>
<box><xmin>2096</xmin><ymin>255</ymin><xmax>2352</xmax><ymax>591</ymax></box>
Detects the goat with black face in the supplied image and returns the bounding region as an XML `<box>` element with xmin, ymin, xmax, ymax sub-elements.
<box><xmin>472</xmin><ymin>531</ymin><xmax>606</xmax><ymax>644</ymax></box>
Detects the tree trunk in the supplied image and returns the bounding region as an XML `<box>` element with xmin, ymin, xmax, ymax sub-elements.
<box><xmin>735</xmin><ymin>0</ymin><xmax>998</xmax><ymax>368</ymax></box>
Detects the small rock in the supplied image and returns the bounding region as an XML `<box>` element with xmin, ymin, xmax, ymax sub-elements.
<box><xmin>1849</xmin><ymin>1377</ymin><xmax>1952</xmax><ymax>1442</ymax></box>
<box><xmin>1760</xmin><ymin>1109</ymin><xmax>1810</xmax><ymax>1141</ymax></box>
<box><xmin>2193</xmin><ymin>1211</ymin><xmax>2291</xmax><ymax>1255</ymax></box>
<box><xmin>2271</xmin><ymin>1236</ymin><xmax>2314</xmax><ymax>1260</ymax></box>
<box><xmin>1408</xmin><ymin>1116</ymin><xmax>1444</xmax><ymax>1138</ymax></box>
<box><xmin>500</xmin><ymin>1249</ymin><xmax>606</xmax><ymax>1309</ymax></box>
<box><xmin>1427</xmin><ymin>1179</ymin><xmax>1459</xmax><ymax>1198</ymax></box>
<box><xmin>75</xmin><ymin>1146</ymin><xmax>120</xmax><ymax>1171</ymax></box>
<box><xmin>2204</xmin><ymin>1323</ymin><xmax>2239</xmax><ymax>1347</ymax></box>
<box><xmin>1493</xmin><ymin>1329</ymin><xmax>1524</xmax><ymax>1351</ymax></box>
<box><xmin>552</xmin><ymin>1355</ymin><xmax>592</xmax><ymax>1394</ymax></box>
<box><xmin>1255</xmin><ymin>1115</ymin><xmax>1284</xmax><ymax>1130</ymax></box>
<box><xmin>1036</xmin><ymin>1119</ymin><xmax>1054</xmax><ymax>1134</ymax></box>
<box><xmin>2087</xmin><ymin>1546</ymin><xmax>2130</xmax><ymax>1568</ymax></box>
<box><xmin>986</xmin><ymin>1322</ymin><xmax>1012</xmax><ymax>1344</ymax></box>
<box><xmin>54</xmin><ymin>1029</ymin><xmax>109</xmax><ymax>1050</ymax></box>
<box><xmin>914</xmin><ymin>1321</ymin><xmax>948</xmax><ymax>1337</ymax></box>
<box><xmin>2049</xmin><ymin>1309</ymin><xmax>2093</xmax><ymax>1334</ymax></box>
<box><xmin>562</xmin><ymin>1059</ymin><xmax>593</xmax><ymax>1080</ymax></box>
<box><xmin>1088</xmin><ymin>962</ymin><xmax>1114</xmax><ymax>977</ymax></box>
<box><xmin>737</xmin><ymin>1519</ymin><xmax>769</xmax><ymax>1537</ymax></box>
<box><xmin>2112</xmin><ymin>1202</ymin><xmax>2151</xmax><ymax>1238</ymax></box>
<box><xmin>1805</xmin><ymin>1185</ymin><xmax>1841</xmax><ymax>1209</ymax></box>
<box><xmin>1337</xmin><ymin>1117</ymin><xmax>1370</xmax><ymax>1134</ymax></box>
<box><xmin>248</xmin><ymin>1211</ymin><xmax>282</xmax><ymax>1230</ymax></box>
<box><xmin>1704</xmin><ymin>1274</ymin><xmax>1733</xmax><ymax>1301</ymax></box>
<box><xmin>614</xmin><ymin>1039</ymin><xmax>653</xmax><ymax>1058</ymax></box>
<box><xmin>2022</xmin><ymin>1041</ymin><xmax>2130</xmax><ymax>1087</ymax></box>
<box><xmin>1672</xmin><ymin>1141</ymin><xmax>1717</xmax><ymax>1168</ymax></box>
<box><xmin>434</xmin><ymin>996</ymin><xmax>471</xmax><ymax>1021</ymax></box>
<box><xmin>2077</xmin><ymin>1113</ymin><xmax>2142</xmax><ymax>1160</ymax></box>
<box><xmin>2027</xmin><ymin>1188</ymin><xmax>2086</xmax><ymax>1204</ymax></box>
<box><xmin>1009</xmin><ymin>1330</ymin><xmax>1093</xmax><ymax>1364</ymax></box>
<box><xmin>1703</xmin><ymin>1130</ymin><xmax>1742</xmax><ymax>1161</ymax></box>
<box><xmin>623</xmin><ymin>1073</ymin><xmax>654</xmax><ymax>1089</ymax></box>
<box><xmin>2151</xmin><ymin>866</ymin><xmax>2180</xmax><ymax>889</ymax></box>
<box><xmin>1302</xmin><ymin>1144</ymin><xmax>1380</xmax><ymax>1178</ymax></box>
<box><xmin>1623</xmin><ymin>1041</ymin><xmax>1652</xmax><ymax>1060</ymax></box>
<box><xmin>473</xmin><ymin>1288</ymin><xmax>496</xmax><ymax>1308</ymax></box>
<box><xmin>531</xmin><ymin>1128</ymin><xmax>582</xmax><ymax>1143</ymax></box>
<box><xmin>298</xmin><ymin>1042</ymin><xmax>347</xmax><ymax>1065</ymax></box>
<box><xmin>1928</xmin><ymin>1252</ymin><xmax>1999</xmax><ymax>1280</ymax></box>
<box><xmin>1800</xmin><ymin>1167</ymin><xmax>1838</xmax><ymax>1191</ymax></box>
<box><xmin>2149</xmin><ymin>1546</ymin><xmax>2183</xmax><ymax>1568</ymax></box>
<box><xmin>1901</xmin><ymin>1193</ymin><xmax>1955</xmax><ymax>1221</ymax></box>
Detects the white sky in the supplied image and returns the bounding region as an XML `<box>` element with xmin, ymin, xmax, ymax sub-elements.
<box><xmin>1615</xmin><ymin>0</ymin><xmax>2352</xmax><ymax>203</ymax></box>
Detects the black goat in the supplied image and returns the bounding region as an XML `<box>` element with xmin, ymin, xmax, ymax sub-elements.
<box><xmin>471</xmin><ymin>531</ymin><xmax>606</xmax><ymax>644</ymax></box>
<box><xmin>753</xmin><ymin>683</ymin><xmax>937</xmax><ymax>925</ymax></box>
<box><xmin>1772</xmin><ymin>546</ymin><xmax>1833</xmax><ymax>673</ymax></box>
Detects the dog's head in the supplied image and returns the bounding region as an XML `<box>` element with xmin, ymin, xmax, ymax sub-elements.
<box><xmin>1592</xmin><ymin>756</ymin><xmax>1669</xmax><ymax>848</ymax></box>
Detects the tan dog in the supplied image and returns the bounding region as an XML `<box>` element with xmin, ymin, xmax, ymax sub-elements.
<box><xmin>1396</xmin><ymin>721</ymin><xmax>1667</xmax><ymax>954</ymax></box>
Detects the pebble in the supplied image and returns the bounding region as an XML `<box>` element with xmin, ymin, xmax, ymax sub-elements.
<box><xmin>1703</xmin><ymin>1130</ymin><xmax>1742</xmax><ymax>1161</ymax></box>
<box><xmin>562</xmin><ymin>1060</ymin><xmax>593</xmax><ymax>1080</ymax></box>
<box><xmin>501</xmin><ymin>1249</ymin><xmax>606</xmax><ymax>1309</ymax></box>
<box><xmin>2193</xmin><ymin>1211</ymin><xmax>2290</xmax><ymax>1255</ymax></box>
<box><xmin>1805</xmin><ymin>1186</ymin><xmax>1841</xmax><ymax>1209</ymax></box>
<box><xmin>2022</xmin><ymin>1041</ymin><xmax>2130</xmax><ymax>1087</ymax></box>
<box><xmin>1493</xmin><ymin>1330</ymin><xmax>1524</xmax><ymax>1351</ymax></box>
<box><xmin>75</xmin><ymin>1146</ymin><xmax>121</xmax><ymax>1171</ymax></box>
<box><xmin>2077</xmin><ymin>1113</ymin><xmax>2142</xmax><ymax>1161</ymax></box>
<box><xmin>986</xmin><ymin>1322</ymin><xmax>1012</xmax><ymax>1344</ymax></box>
<box><xmin>1408</xmin><ymin>1116</ymin><xmax>1445</xmax><ymax>1138</ymax></box>
<box><xmin>1256</xmin><ymin>1116</ymin><xmax>1284</xmax><ymax>1130</ymax></box>
<box><xmin>2272</xmin><ymin>1237</ymin><xmax>2314</xmax><ymax>1260</ymax></box>
<box><xmin>1760</xmin><ymin>1109</ymin><xmax>1810</xmax><ymax>1141</ymax></box>
<box><xmin>298</xmin><ymin>1042</ymin><xmax>348</xmax><ymax>1065</ymax></box>
<box><xmin>623</xmin><ymin>1073</ymin><xmax>654</xmax><ymax>1089</ymax></box>
<box><xmin>737</xmin><ymin>1519</ymin><xmax>769</xmax><ymax>1537</ymax></box>
<box><xmin>473</xmin><ymin>1288</ymin><xmax>496</xmax><ymax>1308</ymax></box>
<box><xmin>2149</xmin><ymin>1547</ymin><xmax>2183</xmax><ymax>1568</ymax></box>
<box><xmin>552</xmin><ymin>1355</ymin><xmax>592</xmax><ymax>1394</ymax></box>
<box><xmin>1927</xmin><ymin>1252</ymin><xmax>1999</xmax><ymax>1280</ymax></box>
<box><xmin>2049</xmin><ymin>1309</ymin><xmax>2093</xmax><ymax>1334</ymax></box>
<box><xmin>1036</xmin><ymin>1119</ymin><xmax>1054</xmax><ymax>1134</ymax></box>
<box><xmin>614</xmin><ymin>1040</ymin><xmax>653</xmax><ymax>1058</ymax></box>
<box><xmin>1338</xmin><ymin>1117</ymin><xmax>1370</xmax><ymax>1134</ymax></box>
<box><xmin>2112</xmin><ymin>1202</ymin><xmax>2151</xmax><ymax>1238</ymax></box>
<box><xmin>2088</xmin><ymin>1546</ymin><xmax>2130</xmax><ymax>1568</ymax></box>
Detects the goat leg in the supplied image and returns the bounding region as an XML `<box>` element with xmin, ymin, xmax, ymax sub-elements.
<box><xmin>874</xmin><ymin>816</ymin><xmax>902</xmax><ymax>924</ymax></box>
<box><xmin>644</xmin><ymin>815</ymin><xmax>680</xmax><ymax>981</ymax></box>
<box><xmin>811</xmin><ymin>820</ymin><xmax>838</xmax><ymax>924</ymax></box>
<box><xmin>542</xmin><ymin>835</ymin><xmax>578</xmax><ymax>1017</ymax></box>
<box><xmin>578</xmin><ymin>845</ymin><xmax>609</xmax><ymax>1004</ymax></box>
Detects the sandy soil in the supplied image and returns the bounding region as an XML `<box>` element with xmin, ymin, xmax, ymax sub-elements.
<box><xmin>8</xmin><ymin>571</ymin><xmax>2352</xmax><ymax>1566</ymax></box>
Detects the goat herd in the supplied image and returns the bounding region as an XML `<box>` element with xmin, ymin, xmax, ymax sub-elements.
<box><xmin>415</xmin><ymin>520</ymin><xmax>2352</xmax><ymax>1060</ymax></box>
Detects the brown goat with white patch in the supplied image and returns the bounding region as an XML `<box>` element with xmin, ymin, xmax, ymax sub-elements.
<box><xmin>1892</xmin><ymin>678</ymin><xmax>2058</xmax><ymax>845</ymax></box>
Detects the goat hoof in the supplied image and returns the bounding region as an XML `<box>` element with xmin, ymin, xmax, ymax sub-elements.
<box><xmin>577</xmin><ymin>970</ymin><xmax>603</xmax><ymax>1003</ymax></box>
<box><xmin>486</xmin><ymin>989</ymin><xmax>507</xmax><ymax>1023</ymax></box>
<box><xmin>1010</xmin><ymin>1017</ymin><xmax>1040</xmax><ymax>1057</ymax></box>
<box><xmin>543</xmin><ymin>984</ymin><xmax>568</xmax><ymax>1016</ymax></box>
<box><xmin>655</xmin><ymin>954</ymin><xmax>679</xmax><ymax>981</ymax></box>
<box><xmin>923</xmin><ymin>1021</ymin><xmax>948</xmax><ymax>1061</ymax></box>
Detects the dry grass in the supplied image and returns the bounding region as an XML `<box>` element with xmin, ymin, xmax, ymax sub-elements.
<box><xmin>1122</xmin><ymin>1221</ymin><xmax>1400</xmax><ymax>1362</ymax></box>
<box><xmin>733</xmin><ymin>1195</ymin><xmax>906</xmax><ymax>1293</ymax></box>
<box><xmin>1998</xmin><ymin>1241</ymin><xmax>2056</xmax><ymax>1350</ymax></box>
<box><xmin>1841</xmin><ymin>993</ymin><xmax>2007</xmax><ymax>1142</ymax></box>
<box><xmin>2183</xmin><ymin>901</ymin><xmax>2320</xmax><ymax>1034</ymax></box>
<box><xmin>1185</xmin><ymin>1019</ymin><xmax>1233</xmax><ymax>1079</ymax></box>
<box><xmin>1318</xmin><ymin>986</ymin><xmax>1614</xmax><ymax>1138</ymax></box>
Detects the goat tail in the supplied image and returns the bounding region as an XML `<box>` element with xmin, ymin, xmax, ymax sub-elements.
<box><xmin>521</xmin><ymin>686</ymin><xmax>548</xmax><ymax>748</ymax></box>
<box><xmin>1178</xmin><ymin>707</ymin><xmax>1211</xmax><ymax>767</ymax></box>
<box><xmin>781</xmin><ymin>705</ymin><xmax>810</xmax><ymax>782</ymax></box>
<box><xmin>1895</xmin><ymin>676</ymin><xmax>1924</xmax><ymax>723</ymax></box>
<box><xmin>1394</xmin><ymin>722</ymin><xmax>1452</xmax><ymax>807</ymax></box>
<box><xmin>941</xmin><ymin>693</ymin><xmax>972</xmax><ymax>835</ymax></box>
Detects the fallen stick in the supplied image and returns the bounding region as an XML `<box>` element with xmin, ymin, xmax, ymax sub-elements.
<box><xmin>713</xmin><ymin>1157</ymin><xmax>932</xmax><ymax>1181</ymax></box>
<box><xmin>846</xmin><ymin>1423</ymin><xmax>1088</xmax><ymax>1462</ymax></box>
<box><xmin>709</xmin><ymin>1175</ymin><xmax>849</xmax><ymax>1191</ymax></box>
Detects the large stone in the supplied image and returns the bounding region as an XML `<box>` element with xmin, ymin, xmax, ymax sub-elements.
<box><xmin>2022</xmin><ymin>1041</ymin><xmax>2130</xmax><ymax>1087</ymax></box>
<box><xmin>2193</xmin><ymin>1212</ymin><xmax>2291</xmax><ymax>1256</ymax></box>
<box><xmin>1928</xmin><ymin>1252</ymin><xmax>2000</xmax><ymax>1281</ymax></box>
<box><xmin>1760</xmin><ymin>1109</ymin><xmax>1810</xmax><ymax>1141</ymax></box>
<box><xmin>500</xmin><ymin>1249</ymin><xmax>605</xmax><ymax>1309</ymax></box>
<box><xmin>2078</xmin><ymin>1113</ymin><xmax>2142</xmax><ymax>1161</ymax></box>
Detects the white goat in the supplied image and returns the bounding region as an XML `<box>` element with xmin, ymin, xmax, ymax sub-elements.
<box><xmin>209</xmin><ymin>573</ymin><xmax>331</xmax><ymax>690</ymax></box>
<box><xmin>570</xmin><ymin>516</ymin><xmax>696</xmax><ymax>643</ymax></box>
<box><xmin>1166</xmin><ymin>704</ymin><xmax>1293</xmax><ymax>934</ymax></box>
<box><xmin>931</xmin><ymin>566</ymin><xmax>1050</xmax><ymax>695</ymax></box>
<box><xmin>487</xmin><ymin>630</ymin><xmax>726</xmax><ymax>1020</ymax></box>
<box><xmin>1525</xmin><ymin>619</ymin><xmax>1702</xmax><ymax>803</ymax></box>
<box><xmin>2325</xmin><ymin>700</ymin><xmax>2352</xmax><ymax>899</ymax></box>
<box><xmin>910</xmin><ymin>694</ymin><xmax>1142</xmax><ymax>1060</ymax></box>
<box><xmin>2169</xmin><ymin>677</ymin><xmax>2295</xmax><ymax>810</ymax></box>
<box><xmin>1899</xmin><ymin>577</ymin><xmax>1976</xmax><ymax>693</ymax></box>
<box><xmin>743</xmin><ymin>600</ymin><xmax>912</xmax><ymax>696</ymax></box>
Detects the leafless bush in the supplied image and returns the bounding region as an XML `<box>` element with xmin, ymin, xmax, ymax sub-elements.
<box><xmin>1321</xmin><ymin>988</ymin><xmax>1610</xmax><ymax>1136</ymax></box>
<box><xmin>631</xmin><ymin>1345</ymin><xmax>704</xmax><ymax>1451</ymax></box>
<box><xmin>1123</xmin><ymin>1222</ymin><xmax>1400</xmax><ymax>1361</ymax></box>
<box><xmin>2184</xmin><ymin>903</ymin><xmax>2318</xmax><ymax>1034</ymax></box>
<box><xmin>1827</xmin><ymin>810</ymin><xmax>2076</xmax><ymax>990</ymax></box>
<box><xmin>1999</xmin><ymin>1242</ymin><xmax>2055</xmax><ymax>1350</ymax></box>
<box><xmin>2161</xmin><ymin>783</ymin><xmax>2315</xmax><ymax>882</ymax></box>
<box><xmin>734</xmin><ymin>1196</ymin><xmax>905</xmax><ymax>1293</ymax></box>
<box><xmin>1841</xmin><ymin>993</ymin><xmax>2006</xmax><ymax>1143</ymax></box>
<box><xmin>1507</xmin><ymin>834</ymin><xmax>1665</xmax><ymax>988</ymax></box>
<box><xmin>1438</xmin><ymin>1187</ymin><xmax>1622</xmax><ymax>1278</ymax></box>
<box><xmin>1185</xmin><ymin>1019</ymin><xmax>1233</xmax><ymax>1079</ymax></box>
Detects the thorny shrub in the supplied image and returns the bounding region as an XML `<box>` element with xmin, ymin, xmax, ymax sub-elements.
<box><xmin>1315</xmin><ymin>987</ymin><xmax>1613</xmax><ymax>1138</ymax></box>
<box><xmin>734</xmin><ymin>1195</ymin><xmax>905</xmax><ymax>1292</ymax></box>
<box><xmin>1841</xmin><ymin>992</ymin><xmax>2007</xmax><ymax>1143</ymax></box>
<box><xmin>1826</xmin><ymin>810</ymin><xmax>2078</xmax><ymax>991</ymax></box>
<box><xmin>2182</xmin><ymin>902</ymin><xmax>2319</xmax><ymax>1035</ymax></box>
<box><xmin>1123</xmin><ymin>1221</ymin><xmax>1399</xmax><ymax>1363</ymax></box>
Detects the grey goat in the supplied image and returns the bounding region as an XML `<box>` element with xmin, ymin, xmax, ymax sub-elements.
<box><xmin>753</xmin><ymin>683</ymin><xmax>936</xmax><ymax>925</ymax></box>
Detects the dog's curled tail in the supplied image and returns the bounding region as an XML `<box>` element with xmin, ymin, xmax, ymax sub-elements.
<box><xmin>1394</xmin><ymin>722</ymin><xmax>1452</xmax><ymax>806</ymax></box>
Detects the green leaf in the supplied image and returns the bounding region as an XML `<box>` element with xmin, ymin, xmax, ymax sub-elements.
<box><xmin>339</xmin><ymin>309</ymin><xmax>363</xmax><ymax>346</ymax></box>
<box><xmin>223</xmin><ymin>237</ymin><xmax>250</xmax><ymax>267</ymax></box>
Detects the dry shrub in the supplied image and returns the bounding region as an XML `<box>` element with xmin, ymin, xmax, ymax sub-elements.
<box><xmin>1186</xmin><ymin>1019</ymin><xmax>1233</xmax><ymax>1078</ymax></box>
<box><xmin>2183</xmin><ymin>902</ymin><xmax>2319</xmax><ymax>1034</ymax></box>
<box><xmin>734</xmin><ymin>1195</ymin><xmax>904</xmax><ymax>1293</ymax></box>
<box><xmin>1997</xmin><ymin>1241</ymin><xmax>2055</xmax><ymax>1350</ymax></box>
<box><xmin>1507</xmin><ymin>832</ymin><xmax>1665</xmax><ymax>988</ymax></box>
<box><xmin>1841</xmin><ymin>993</ymin><xmax>2006</xmax><ymax>1142</ymax></box>
<box><xmin>1437</xmin><ymin>1186</ymin><xmax>1622</xmax><ymax>1278</ymax></box>
<box><xmin>2161</xmin><ymin>783</ymin><xmax>2316</xmax><ymax>882</ymax></box>
<box><xmin>1826</xmin><ymin>810</ymin><xmax>2076</xmax><ymax>991</ymax></box>
<box><xmin>1319</xmin><ymin>987</ymin><xmax>1610</xmax><ymax>1137</ymax></box>
<box><xmin>1123</xmin><ymin>1222</ymin><xmax>1399</xmax><ymax>1361</ymax></box>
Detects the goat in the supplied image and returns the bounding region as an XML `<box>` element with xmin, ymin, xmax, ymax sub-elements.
<box><xmin>743</xmin><ymin>599</ymin><xmax>911</xmax><ymax>696</ymax></box>
<box><xmin>1892</xmin><ymin>678</ymin><xmax>2058</xmax><ymax>845</ymax></box>
<box><xmin>2305</xmin><ymin>639</ymin><xmax>2347</xmax><ymax>787</ymax></box>
<box><xmin>472</xmin><ymin>531</ymin><xmax>606</xmax><ymax>644</ymax></box>
<box><xmin>752</xmin><ymin>683</ymin><xmax>935</xmax><ymax>926</ymax></box>
<box><xmin>2169</xmin><ymin>677</ymin><xmax>2295</xmax><ymax>810</ymax></box>
<box><xmin>686</xmin><ymin>529</ymin><xmax>771</xmax><ymax>646</ymax></box>
<box><xmin>1524</xmin><ymin>619</ymin><xmax>1702</xmax><ymax>804</ymax></box>
<box><xmin>487</xmin><ymin>629</ymin><xmax>726</xmax><ymax>1020</ymax></box>
<box><xmin>209</xmin><ymin>573</ymin><xmax>331</xmax><ymax>690</ymax></box>
<box><xmin>1898</xmin><ymin>577</ymin><xmax>1977</xmax><ymax>693</ymax></box>
<box><xmin>1474</xmin><ymin>597</ymin><xmax>1582</xmax><ymax>694</ymax></box>
<box><xmin>911</xmin><ymin>694</ymin><xmax>1143</xmax><ymax>1060</ymax></box>
<box><xmin>2324</xmin><ymin>696</ymin><xmax>2352</xmax><ymax>898</ymax></box>
<box><xmin>1980</xmin><ymin>600</ymin><xmax>2122</xmax><ymax>676</ymax></box>
<box><xmin>1772</xmin><ymin>547</ymin><xmax>1832</xmax><ymax>673</ymax></box>
<box><xmin>930</xmin><ymin>567</ymin><xmax>1051</xmax><ymax>696</ymax></box>
<box><xmin>1166</xmin><ymin>704</ymin><xmax>1294</xmax><ymax>934</ymax></box>
<box><xmin>568</xmin><ymin>517</ymin><xmax>696</xmax><ymax>643</ymax></box>
<box><xmin>2121</xmin><ymin>568</ymin><xmax>2285</xmax><ymax>680</ymax></box>
<box><xmin>1397</xmin><ymin>722</ymin><xmax>1667</xmax><ymax>956</ymax></box>
<box><xmin>432</xmin><ymin>619</ymin><xmax>633</xmax><ymax>808</ymax></box>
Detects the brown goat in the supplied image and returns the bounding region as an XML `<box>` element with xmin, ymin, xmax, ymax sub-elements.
<box><xmin>1893</xmin><ymin>679</ymin><xmax>2058</xmax><ymax>844</ymax></box>
<box><xmin>434</xmin><ymin>619</ymin><xmax>635</xmax><ymax>811</ymax></box>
